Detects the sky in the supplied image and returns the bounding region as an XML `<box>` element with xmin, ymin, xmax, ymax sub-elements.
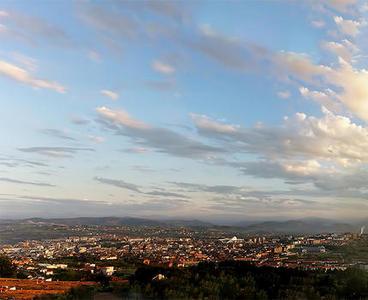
<box><xmin>1</xmin><ymin>0</ymin><xmax>368</xmax><ymax>222</ymax></box>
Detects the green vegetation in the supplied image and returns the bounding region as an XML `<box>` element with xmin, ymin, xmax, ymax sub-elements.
<box><xmin>0</xmin><ymin>255</ymin><xmax>34</xmax><ymax>279</ymax></box>
<box><xmin>326</xmin><ymin>238</ymin><xmax>368</xmax><ymax>263</ymax></box>
<box><xmin>0</xmin><ymin>255</ymin><xmax>15</xmax><ymax>277</ymax></box>
<box><xmin>39</xmin><ymin>255</ymin><xmax>96</xmax><ymax>268</ymax></box>
<box><xmin>120</xmin><ymin>261</ymin><xmax>368</xmax><ymax>299</ymax></box>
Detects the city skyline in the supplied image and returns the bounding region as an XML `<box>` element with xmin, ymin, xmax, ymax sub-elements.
<box><xmin>1</xmin><ymin>0</ymin><xmax>368</xmax><ymax>221</ymax></box>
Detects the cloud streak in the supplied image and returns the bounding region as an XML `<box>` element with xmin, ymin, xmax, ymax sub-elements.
<box><xmin>0</xmin><ymin>59</ymin><xmax>66</xmax><ymax>93</ymax></box>
<box><xmin>40</xmin><ymin>129</ymin><xmax>76</xmax><ymax>141</ymax></box>
<box><xmin>0</xmin><ymin>9</ymin><xmax>75</xmax><ymax>47</ymax></box>
<box><xmin>18</xmin><ymin>147</ymin><xmax>94</xmax><ymax>157</ymax></box>
<box><xmin>0</xmin><ymin>177</ymin><xmax>55</xmax><ymax>187</ymax></box>
<box><xmin>96</xmin><ymin>106</ymin><xmax>224</xmax><ymax>159</ymax></box>
<box><xmin>152</xmin><ymin>60</ymin><xmax>175</xmax><ymax>75</ymax></box>
<box><xmin>94</xmin><ymin>177</ymin><xmax>142</xmax><ymax>193</ymax></box>
<box><xmin>94</xmin><ymin>176</ymin><xmax>191</xmax><ymax>199</ymax></box>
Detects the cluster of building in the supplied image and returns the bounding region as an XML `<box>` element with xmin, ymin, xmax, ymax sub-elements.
<box><xmin>0</xmin><ymin>225</ymin><xmax>360</xmax><ymax>281</ymax></box>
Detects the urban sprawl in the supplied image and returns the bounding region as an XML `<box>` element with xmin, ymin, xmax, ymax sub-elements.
<box><xmin>1</xmin><ymin>224</ymin><xmax>364</xmax><ymax>281</ymax></box>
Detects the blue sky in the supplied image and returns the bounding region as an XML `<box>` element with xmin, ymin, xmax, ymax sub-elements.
<box><xmin>1</xmin><ymin>0</ymin><xmax>368</xmax><ymax>221</ymax></box>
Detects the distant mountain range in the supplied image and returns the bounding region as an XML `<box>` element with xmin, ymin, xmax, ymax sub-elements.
<box><xmin>0</xmin><ymin>217</ymin><xmax>363</xmax><ymax>234</ymax></box>
<box><xmin>237</xmin><ymin>219</ymin><xmax>359</xmax><ymax>234</ymax></box>
<box><xmin>0</xmin><ymin>217</ymin><xmax>213</xmax><ymax>228</ymax></box>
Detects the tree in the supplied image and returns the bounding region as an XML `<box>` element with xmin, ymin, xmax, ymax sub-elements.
<box><xmin>0</xmin><ymin>255</ymin><xmax>15</xmax><ymax>277</ymax></box>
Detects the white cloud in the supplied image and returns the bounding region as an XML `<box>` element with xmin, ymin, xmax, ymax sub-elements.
<box><xmin>274</xmin><ymin>51</ymin><xmax>331</xmax><ymax>83</ymax></box>
<box><xmin>321</xmin><ymin>40</ymin><xmax>358</xmax><ymax>62</ymax></box>
<box><xmin>100</xmin><ymin>89</ymin><xmax>119</xmax><ymax>100</ymax></box>
<box><xmin>274</xmin><ymin>48</ymin><xmax>368</xmax><ymax>122</ymax></box>
<box><xmin>326</xmin><ymin>58</ymin><xmax>368</xmax><ymax>121</ymax></box>
<box><xmin>361</xmin><ymin>3</ymin><xmax>368</xmax><ymax>12</ymax></box>
<box><xmin>18</xmin><ymin>147</ymin><xmax>94</xmax><ymax>158</ymax></box>
<box><xmin>282</xmin><ymin>160</ymin><xmax>324</xmax><ymax>176</ymax></box>
<box><xmin>238</xmin><ymin>159</ymin><xmax>335</xmax><ymax>182</ymax></box>
<box><xmin>299</xmin><ymin>87</ymin><xmax>341</xmax><ymax>112</ymax></box>
<box><xmin>334</xmin><ymin>16</ymin><xmax>363</xmax><ymax>37</ymax></box>
<box><xmin>97</xmin><ymin>106</ymin><xmax>149</xmax><ymax>130</ymax></box>
<box><xmin>311</xmin><ymin>20</ymin><xmax>325</xmax><ymax>28</ymax></box>
<box><xmin>323</xmin><ymin>0</ymin><xmax>358</xmax><ymax>12</ymax></box>
<box><xmin>190</xmin><ymin>114</ymin><xmax>238</xmax><ymax>133</ymax></box>
<box><xmin>191</xmin><ymin>107</ymin><xmax>368</xmax><ymax>196</ymax></box>
<box><xmin>277</xmin><ymin>90</ymin><xmax>291</xmax><ymax>99</ymax></box>
<box><xmin>193</xmin><ymin>107</ymin><xmax>368</xmax><ymax>165</ymax></box>
<box><xmin>0</xmin><ymin>59</ymin><xmax>66</xmax><ymax>93</ymax></box>
<box><xmin>152</xmin><ymin>60</ymin><xmax>175</xmax><ymax>75</ymax></box>
<box><xmin>11</xmin><ymin>52</ymin><xmax>38</xmax><ymax>71</ymax></box>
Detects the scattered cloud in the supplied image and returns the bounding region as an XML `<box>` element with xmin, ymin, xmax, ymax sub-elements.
<box><xmin>97</xmin><ymin>106</ymin><xmax>224</xmax><ymax>159</ymax></box>
<box><xmin>0</xmin><ymin>194</ymin><xmax>189</xmax><ymax>218</ymax></box>
<box><xmin>334</xmin><ymin>16</ymin><xmax>364</xmax><ymax>37</ymax></box>
<box><xmin>321</xmin><ymin>39</ymin><xmax>358</xmax><ymax>62</ymax></box>
<box><xmin>273</xmin><ymin>49</ymin><xmax>368</xmax><ymax>122</ymax></box>
<box><xmin>0</xmin><ymin>177</ymin><xmax>55</xmax><ymax>187</ymax></box>
<box><xmin>97</xmin><ymin>106</ymin><xmax>149</xmax><ymax>130</ymax></box>
<box><xmin>311</xmin><ymin>20</ymin><xmax>325</xmax><ymax>28</ymax></box>
<box><xmin>171</xmin><ymin>181</ymin><xmax>243</xmax><ymax>195</ymax></box>
<box><xmin>190</xmin><ymin>24</ymin><xmax>269</xmax><ymax>71</ymax></box>
<box><xmin>78</xmin><ymin>4</ymin><xmax>139</xmax><ymax>40</ymax></box>
<box><xmin>322</xmin><ymin>0</ymin><xmax>358</xmax><ymax>12</ymax></box>
<box><xmin>234</xmin><ymin>159</ymin><xmax>330</xmax><ymax>183</ymax></box>
<box><xmin>100</xmin><ymin>89</ymin><xmax>119</xmax><ymax>100</ymax></box>
<box><xmin>361</xmin><ymin>3</ymin><xmax>368</xmax><ymax>12</ymax></box>
<box><xmin>273</xmin><ymin>51</ymin><xmax>330</xmax><ymax>83</ymax></box>
<box><xmin>193</xmin><ymin>107</ymin><xmax>368</xmax><ymax>164</ymax></box>
<box><xmin>77</xmin><ymin>1</ymin><xmax>190</xmax><ymax>56</ymax></box>
<box><xmin>131</xmin><ymin>165</ymin><xmax>155</xmax><ymax>172</ymax></box>
<box><xmin>145</xmin><ymin>190</ymin><xmax>190</xmax><ymax>199</ymax></box>
<box><xmin>325</xmin><ymin>59</ymin><xmax>368</xmax><ymax>121</ymax></box>
<box><xmin>95</xmin><ymin>176</ymin><xmax>191</xmax><ymax>199</ymax></box>
<box><xmin>2</xmin><ymin>1</ymin><xmax>368</xmax><ymax>220</ymax></box>
<box><xmin>10</xmin><ymin>52</ymin><xmax>38</xmax><ymax>71</ymax></box>
<box><xmin>18</xmin><ymin>146</ymin><xmax>94</xmax><ymax>157</ymax></box>
<box><xmin>0</xmin><ymin>156</ymin><xmax>48</xmax><ymax>168</ymax></box>
<box><xmin>190</xmin><ymin>113</ymin><xmax>238</xmax><ymax>134</ymax></box>
<box><xmin>152</xmin><ymin>60</ymin><xmax>175</xmax><ymax>75</ymax></box>
<box><xmin>171</xmin><ymin>181</ymin><xmax>316</xmax><ymax>212</ymax></box>
<box><xmin>299</xmin><ymin>86</ymin><xmax>341</xmax><ymax>112</ymax></box>
<box><xmin>0</xmin><ymin>59</ymin><xmax>66</xmax><ymax>93</ymax></box>
<box><xmin>94</xmin><ymin>176</ymin><xmax>142</xmax><ymax>193</ymax></box>
<box><xmin>190</xmin><ymin>107</ymin><xmax>368</xmax><ymax>198</ymax></box>
<box><xmin>88</xmin><ymin>135</ymin><xmax>105</xmax><ymax>144</ymax></box>
<box><xmin>70</xmin><ymin>116</ymin><xmax>90</xmax><ymax>125</ymax></box>
<box><xmin>142</xmin><ymin>1</ymin><xmax>189</xmax><ymax>21</ymax></box>
<box><xmin>40</xmin><ymin>129</ymin><xmax>75</xmax><ymax>141</ymax></box>
<box><xmin>235</xmin><ymin>159</ymin><xmax>368</xmax><ymax>198</ymax></box>
<box><xmin>277</xmin><ymin>90</ymin><xmax>291</xmax><ymax>99</ymax></box>
<box><xmin>123</xmin><ymin>147</ymin><xmax>150</xmax><ymax>154</ymax></box>
<box><xmin>0</xmin><ymin>9</ymin><xmax>74</xmax><ymax>46</ymax></box>
<box><xmin>145</xmin><ymin>79</ymin><xmax>176</xmax><ymax>91</ymax></box>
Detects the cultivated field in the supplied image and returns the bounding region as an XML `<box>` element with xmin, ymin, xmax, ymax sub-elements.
<box><xmin>0</xmin><ymin>278</ymin><xmax>96</xmax><ymax>299</ymax></box>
